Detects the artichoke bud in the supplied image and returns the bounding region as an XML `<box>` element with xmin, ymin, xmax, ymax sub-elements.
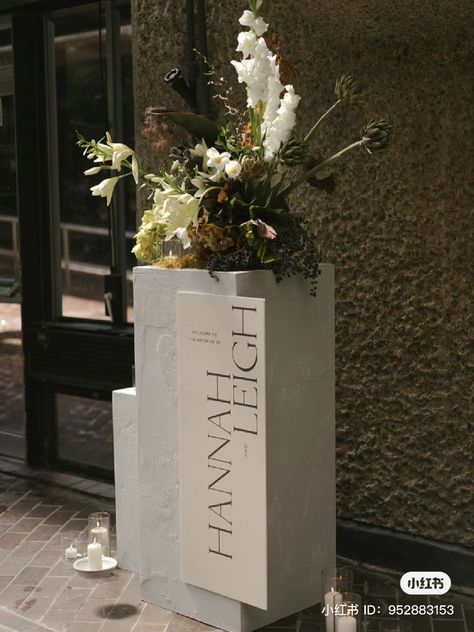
<box><xmin>279</xmin><ymin>138</ymin><xmax>309</xmax><ymax>166</ymax></box>
<box><xmin>335</xmin><ymin>73</ymin><xmax>364</xmax><ymax>105</ymax></box>
<box><xmin>361</xmin><ymin>119</ymin><xmax>392</xmax><ymax>153</ymax></box>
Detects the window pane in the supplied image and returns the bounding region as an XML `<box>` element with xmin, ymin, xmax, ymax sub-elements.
<box><xmin>0</xmin><ymin>21</ymin><xmax>12</xmax><ymax>67</ymax></box>
<box><xmin>0</xmin><ymin>304</ymin><xmax>25</xmax><ymax>445</ymax></box>
<box><xmin>56</xmin><ymin>393</ymin><xmax>114</xmax><ymax>471</ymax></box>
<box><xmin>52</xmin><ymin>8</ymin><xmax>111</xmax><ymax>320</ymax></box>
<box><xmin>0</xmin><ymin>94</ymin><xmax>18</xmax><ymax>283</ymax></box>
<box><xmin>119</xmin><ymin>6</ymin><xmax>135</xmax><ymax>322</ymax></box>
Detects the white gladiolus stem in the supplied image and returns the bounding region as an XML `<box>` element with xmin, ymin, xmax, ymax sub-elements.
<box><xmin>232</xmin><ymin>6</ymin><xmax>300</xmax><ymax>160</ymax></box>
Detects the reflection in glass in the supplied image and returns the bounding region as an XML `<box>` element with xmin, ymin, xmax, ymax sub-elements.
<box><xmin>0</xmin><ymin>22</ymin><xmax>12</xmax><ymax>67</ymax></box>
<box><xmin>118</xmin><ymin>6</ymin><xmax>135</xmax><ymax>322</ymax></box>
<box><xmin>0</xmin><ymin>304</ymin><xmax>25</xmax><ymax>444</ymax></box>
<box><xmin>51</xmin><ymin>7</ymin><xmax>134</xmax><ymax>322</ymax></box>
<box><xmin>56</xmin><ymin>393</ymin><xmax>114</xmax><ymax>471</ymax></box>
<box><xmin>0</xmin><ymin>94</ymin><xmax>18</xmax><ymax>282</ymax></box>
<box><xmin>53</xmin><ymin>9</ymin><xmax>110</xmax><ymax>319</ymax></box>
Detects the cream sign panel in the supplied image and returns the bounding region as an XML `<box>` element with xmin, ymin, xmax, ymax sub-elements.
<box><xmin>177</xmin><ymin>292</ymin><xmax>267</xmax><ymax>610</ymax></box>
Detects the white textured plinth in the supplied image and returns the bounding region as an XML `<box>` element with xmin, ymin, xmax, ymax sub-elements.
<box><xmin>134</xmin><ymin>267</ymin><xmax>336</xmax><ymax>632</ymax></box>
<box><xmin>112</xmin><ymin>387</ymin><xmax>140</xmax><ymax>573</ymax></box>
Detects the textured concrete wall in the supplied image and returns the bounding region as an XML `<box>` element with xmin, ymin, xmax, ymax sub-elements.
<box><xmin>131</xmin><ymin>0</ymin><xmax>474</xmax><ymax>548</ymax></box>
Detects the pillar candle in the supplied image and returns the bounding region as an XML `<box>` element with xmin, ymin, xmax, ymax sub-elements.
<box><xmin>324</xmin><ymin>590</ymin><xmax>342</xmax><ymax>632</ymax></box>
<box><xmin>91</xmin><ymin>522</ymin><xmax>108</xmax><ymax>547</ymax></box>
<box><xmin>336</xmin><ymin>615</ymin><xmax>357</xmax><ymax>632</ymax></box>
<box><xmin>87</xmin><ymin>541</ymin><xmax>103</xmax><ymax>571</ymax></box>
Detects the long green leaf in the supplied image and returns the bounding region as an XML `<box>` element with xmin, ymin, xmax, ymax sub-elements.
<box><xmin>150</xmin><ymin>109</ymin><xmax>220</xmax><ymax>145</ymax></box>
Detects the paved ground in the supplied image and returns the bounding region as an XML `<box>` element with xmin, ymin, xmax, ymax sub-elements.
<box><xmin>0</xmin><ymin>471</ymin><xmax>472</xmax><ymax>632</ymax></box>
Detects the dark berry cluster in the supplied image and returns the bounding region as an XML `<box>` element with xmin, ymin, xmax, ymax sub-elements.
<box><xmin>205</xmin><ymin>215</ymin><xmax>320</xmax><ymax>297</ymax></box>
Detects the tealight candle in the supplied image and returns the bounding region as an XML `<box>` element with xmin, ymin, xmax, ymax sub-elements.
<box><xmin>87</xmin><ymin>540</ymin><xmax>103</xmax><ymax>571</ymax></box>
<box><xmin>65</xmin><ymin>545</ymin><xmax>77</xmax><ymax>560</ymax></box>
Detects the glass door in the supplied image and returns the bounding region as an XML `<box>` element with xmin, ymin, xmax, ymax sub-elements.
<box><xmin>46</xmin><ymin>2</ymin><xmax>135</xmax><ymax>324</ymax></box>
<box><xmin>0</xmin><ymin>17</ymin><xmax>25</xmax><ymax>459</ymax></box>
<box><xmin>7</xmin><ymin>0</ymin><xmax>135</xmax><ymax>478</ymax></box>
<box><xmin>44</xmin><ymin>1</ymin><xmax>134</xmax><ymax>476</ymax></box>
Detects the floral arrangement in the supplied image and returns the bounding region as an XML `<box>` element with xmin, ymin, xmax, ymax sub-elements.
<box><xmin>78</xmin><ymin>0</ymin><xmax>391</xmax><ymax>294</ymax></box>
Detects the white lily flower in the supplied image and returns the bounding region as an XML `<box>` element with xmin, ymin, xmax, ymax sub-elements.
<box><xmin>131</xmin><ymin>154</ymin><xmax>139</xmax><ymax>184</ymax></box>
<box><xmin>84</xmin><ymin>166</ymin><xmax>103</xmax><ymax>176</ymax></box>
<box><xmin>109</xmin><ymin>143</ymin><xmax>134</xmax><ymax>170</ymax></box>
<box><xmin>154</xmin><ymin>187</ymin><xmax>176</xmax><ymax>207</ymax></box>
<box><xmin>206</xmin><ymin>147</ymin><xmax>231</xmax><ymax>171</ymax></box>
<box><xmin>90</xmin><ymin>176</ymin><xmax>119</xmax><ymax>206</ymax></box>
<box><xmin>225</xmin><ymin>160</ymin><xmax>242</xmax><ymax>179</ymax></box>
<box><xmin>239</xmin><ymin>10</ymin><xmax>268</xmax><ymax>36</ymax></box>
<box><xmin>97</xmin><ymin>143</ymin><xmax>113</xmax><ymax>157</ymax></box>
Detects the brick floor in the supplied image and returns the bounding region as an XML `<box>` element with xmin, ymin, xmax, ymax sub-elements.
<box><xmin>0</xmin><ymin>471</ymin><xmax>472</xmax><ymax>631</ymax></box>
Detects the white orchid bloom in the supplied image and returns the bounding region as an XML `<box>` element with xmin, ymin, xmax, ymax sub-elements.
<box><xmin>174</xmin><ymin>227</ymin><xmax>191</xmax><ymax>248</ymax></box>
<box><xmin>84</xmin><ymin>166</ymin><xmax>103</xmax><ymax>176</ymax></box>
<box><xmin>163</xmin><ymin>193</ymin><xmax>200</xmax><ymax>249</ymax></box>
<box><xmin>239</xmin><ymin>10</ymin><xmax>268</xmax><ymax>36</ymax></box>
<box><xmin>206</xmin><ymin>147</ymin><xmax>231</xmax><ymax>172</ymax></box>
<box><xmin>225</xmin><ymin>160</ymin><xmax>242</xmax><ymax>179</ymax></box>
<box><xmin>90</xmin><ymin>176</ymin><xmax>119</xmax><ymax>206</ymax></box>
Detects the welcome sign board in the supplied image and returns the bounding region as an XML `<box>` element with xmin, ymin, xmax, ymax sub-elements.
<box><xmin>177</xmin><ymin>292</ymin><xmax>267</xmax><ymax>610</ymax></box>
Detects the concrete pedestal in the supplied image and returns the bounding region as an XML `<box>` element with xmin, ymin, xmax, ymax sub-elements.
<box><xmin>112</xmin><ymin>387</ymin><xmax>140</xmax><ymax>574</ymax></box>
<box><xmin>133</xmin><ymin>267</ymin><xmax>336</xmax><ymax>632</ymax></box>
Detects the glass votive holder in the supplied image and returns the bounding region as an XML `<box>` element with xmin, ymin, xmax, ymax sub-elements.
<box><xmin>321</xmin><ymin>567</ymin><xmax>354</xmax><ymax>632</ymax></box>
<box><xmin>62</xmin><ymin>536</ymin><xmax>89</xmax><ymax>561</ymax></box>
<box><xmin>335</xmin><ymin>592</ymin><xmax>362</xmax><ymax>632</ymax></box>
<box><xmin>62</xmin><ymin>536</ymin><xmax>80</xmax><ymax>561</ymax></box>
<box><xmin>322</xmin><ymin>566</ymin><xmax>354</xmax><ymax>601</ymax></box>
<box><xmin>88</xmin><ymin>512</ymin><xmax>110</xmax><ymax>557</ymax></box>
<box><xmin>378</xmin><ymin>621</ymin><xmax>412</xmax><ymax>632</ymax></box>
<box><xmin>159</xmin><ymin>237</ymin><xmax>182</xmax><ymax>259</ymax></box>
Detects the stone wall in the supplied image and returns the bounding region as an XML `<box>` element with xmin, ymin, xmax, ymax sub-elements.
<box><xmin>131</xmin><ymin>0</ymin><xmax>474</xmax><ymax>548</ymax></box>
